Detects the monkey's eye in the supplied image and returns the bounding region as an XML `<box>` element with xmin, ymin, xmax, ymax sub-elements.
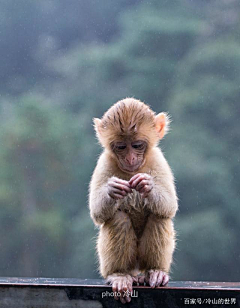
<box><xmin>131</xmin><ymin>142</ymin><xmax>145</xmax><ymax>150</ymax></box>
<box><xmin>115</xmin><ymin>144</ymin><xmax>127</xmax><ymax>150</ymax></box>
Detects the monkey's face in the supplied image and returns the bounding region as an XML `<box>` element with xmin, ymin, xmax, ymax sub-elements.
<box><xmin>111</xmin><ymin>139</ymin><xmax>147</xmax><ymax>173</ymax></box>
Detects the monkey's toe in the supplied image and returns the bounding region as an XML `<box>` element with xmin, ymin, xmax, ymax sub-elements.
<box><xmin>132</xmin><ymin>274</ymin><xmax>145</xmax><ymax>285</ymax></box>
<box><xmin>106</xmin><ymin>274</ymin><xmax>133</xmax><ymax>304</ymax></box>
<box><xmin>146</xmin><ymin>270</ymin><xmax>169</xmax><ymax>288</ymax></box>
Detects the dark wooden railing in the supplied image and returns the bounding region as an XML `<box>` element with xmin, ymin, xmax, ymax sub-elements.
<box><xmin>0</xmin><ymin>277</ymin><xmax>239</xmax><ymax>307</ymax></box>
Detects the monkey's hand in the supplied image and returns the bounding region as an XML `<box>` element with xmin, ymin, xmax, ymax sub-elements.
<box><xmin>107</xmin><ymin>177</ymin><xmax>132</xmax><ymax>200</ymax></box>
<box><xmin>129</xmin><ymin>173</ymin><xmax>153</xmax><ymax>198</ymax></box>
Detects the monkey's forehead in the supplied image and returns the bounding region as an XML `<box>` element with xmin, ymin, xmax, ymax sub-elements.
<box><xmin>110</xmin><ymin>133</ymin><xmax>147</xmax><ymax>142</ymax></box>
<box><xmin>102</xmin><ymin>98</ymin><xmax>155</xmax><ymax>124</ymax></box>
<box><xmin>101</xmin><ymin>119</ymin><xmax>156</xmax><ymax>138</ymax></box>
<box><xmin>101</xmin><ymin>124</ymin><xmax>159</xmax><ymax>148</ymax></box>
<box><xmin>101</xmin><ymin>109</ymin><xmax>155</xmax><ymax>132</ymax></box>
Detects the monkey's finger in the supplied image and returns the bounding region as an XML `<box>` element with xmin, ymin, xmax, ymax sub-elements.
<box><xmin>118</xmin><ymin>280</ymin><xmax>123</xmax><ymax>293</ymax></box>
<box><xmin>129</xmin><ymin>173</ymin><xmax>147</xmax><ymax>183</ymax></box>
<box><xmin>111</xmin><ymin>182</ymin><xmax>132</xmax><ymax>193</ymax></box>
<box><xmin>114</xmin><ymin>286</ymin><xmax>120</xmax><ymax>300</ymax></box>
<box><xmin>122</xmin><ymin>279</ymin><xmax>128</xmax><ymax>292</ymax></box>
<box><xmin>132</xmin><ymin>276</ymin><xmax>138</xmax><ymax>285</ymax></box>
<box><xmin>112</xmin><ymin>281</ymin><xmax>118</xmax><ymax>292</ymax></box>
<box><xmin>162</xmin><ymin>274</ymin><xmax>169</xmax><ymax>286</ymax></box>
<box><xmin>126</xmin><ymin>294</ymin><xmax>131</xmax><ymax>303</ymax></box>
<box><xmin>113</xmin><ymin>178</ymin><xmax>131</xmax><ymax>187</ymax></box>
<box><xmin>138</xmin><ymin>276</ymin><xmax>145</xmax><ymax>284</ymax></box>
<box><xmin>108</xmin><ymin>188</ymin><xmax>127</xmax><ymax>198</ymax></box>
<box><xmin>129</xmin><ymin>174</ymin><xmax>142</xmax><ymax>186</ymax></box>
<box><xmin>144</xmin><ymin>274</ymin><xmax>149</xmax><ymax>285</ymax></box>
<box><xmin>156</xmin><ymin>271</ymin><xmax>163</xmax><ymax>287</ymax></box>
<box><xmin>133</xmin><ymin>174</ymin><xmax>152</xmax><ymax>189</ymax></box>
<box><xmin>140</xmin><ymin>186</ymin><xmax>152</xmax><ymax>198</ymax></box>
<box><xmin>129</xmin><ymin>173</ymin><xmax>150</xmax><ymax>185</ymax></box>
<box><xmin>129</xmin><ymin>173</ymin><xmax>140</xmax><ymax>184</ymax></box>
<box><xmin>127</xmin><ymin>281</ymin><xmax>132</xmax><ymax>293</ymax></box>
<box><xmin>130</xmin><ymin>176</ymin><xmax>145</xmax><ymax>189</ymax></box>
<box><xmin>112</xmin><ymin>282</ymin><xmax>120</xmax><ymax>300</ymax></box>
<box><xmin>149</xmin><ymin>271</ymin><xmax>158</xmax><ymax>288</ymax></box>
<box><xmin>112</xmin><ymin>188</ymin><xmax>128</xmax><ymax>196</ymax></box>
<box><xmin>109</xmin><ymin>181</ymin><xmax>132</xmax><ymax>192</ymax></box>
<box><xmin>135</xmin><ymin>180</ymin><xmax>149</xmax><ymax>191</ymax></box>
<box><xmin>139</xmin><ymin>185</ymin><xmax>150</xmax><ymax>193</ymax></box>
<box><xmin>108</xmin><ymin>192</ymin><xmax>124</xmax><ymax>199</ymax></box>
<box><xmin>120</xmin><ymin>295</ymin><xmax>127</xmax><ymax>304</ymax></box>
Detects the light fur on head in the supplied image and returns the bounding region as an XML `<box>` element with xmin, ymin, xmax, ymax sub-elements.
<box><xmin>94</xmin><ymin>98</ymin><xmax>170</xmax><ymax>149</ymax></box>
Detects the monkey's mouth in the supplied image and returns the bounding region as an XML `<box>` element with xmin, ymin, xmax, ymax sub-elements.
<box><xmin>120</xmin><ymin>160</ymin><xmax>145</xmax><ymax>173</ymax></box>
<box><xmin>123</xmin><ymin>165</ymin><xmax>139</xmax><ymax>172</ymax></box>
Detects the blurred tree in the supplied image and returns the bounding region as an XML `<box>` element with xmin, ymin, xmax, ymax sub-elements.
<box><xmin>51</xmin><ymin>0</ymin><xmax>240</xmax><ymax>281</ymax></box>
<box><xmin>0</xmin><ymin>0</ymin><xmax>141</xmax><ymax>95</ymax></box>
<box><xmin>0</xmin><ymin>96</ymin><xmax>96</xmax><ymax>277</ymax></box>
<box><xmin>0</xmin><ymin>0</ymin><xmax>239</xmax><ymax>282</ymax></box>
<box><xmin>51</xmin><ymin>0</ymin><xmax>205</xmax><ymax>114</ymax></box>
<box><xmin>168</xmin><ymin>38</ymin><xmax>240</xmax><ymax>280</ymax></box>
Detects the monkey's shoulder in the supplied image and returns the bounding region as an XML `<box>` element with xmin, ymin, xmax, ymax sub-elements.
<box><xmin>142</xmin><ymin>147</ymin><xmax>174</xmax><ymax>177</ymax></box>
<box><xmin>92</xmin><ymin>152</ymin><xmax>116</xmax><ymax>178</ymax></box>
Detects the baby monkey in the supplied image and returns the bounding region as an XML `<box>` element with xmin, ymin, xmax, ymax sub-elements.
<box><xmin>89</xmin><ymin>98</ymin><xmax>178</xmax><ymax>304</ymax></box>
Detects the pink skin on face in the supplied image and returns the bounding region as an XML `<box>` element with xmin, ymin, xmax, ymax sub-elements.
<box><xmin>113</xmin><ymin>140</ymin><xmax>147</xmax><ymax>174</ymax></box>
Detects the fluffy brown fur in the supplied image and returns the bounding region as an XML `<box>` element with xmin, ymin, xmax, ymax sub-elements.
<box><xmin>94</xmin><ymin>98</ymin><xmax>170</xmax><ymax>150</ymax></box>
<box><xmin>89</xmin><ymin>98</ymin><xmax>178</xmax><ymax>303</ymax></box>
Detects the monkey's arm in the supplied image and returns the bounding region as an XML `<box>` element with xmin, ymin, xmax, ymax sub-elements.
<box><xmin>89</xmin><ymin>153</ymin><xmax>131</xmax><ymax>225</ymax></box>
<box><xmin>147</xmin><ymin>172</ymin><xmax>178</xmax><ymax>218</ymax></box>
<box><xmin>89</xmin><ymin>179</ymin><xmax>115</xmax><ymax>226</ymax></box>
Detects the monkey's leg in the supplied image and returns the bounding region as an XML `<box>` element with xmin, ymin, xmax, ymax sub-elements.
<box><xmin>138</xmin><ymin>214</ymin><xmax>176</xmax><ymax>288</ymax></box>
<box><xmin>98</xmin><ymin>209</ymin><xmax>137</xmax><ymax>303</ymax></box>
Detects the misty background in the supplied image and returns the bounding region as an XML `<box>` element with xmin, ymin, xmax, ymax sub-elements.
<box><xmin>0</xmin><ymin>0</ymin><xmax>239</xmax><ymax>281</ymax></box>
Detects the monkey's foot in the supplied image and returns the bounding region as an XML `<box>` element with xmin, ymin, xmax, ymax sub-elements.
<box><xmin>145</xmin><ymin>270</ymin><xmax>169</xmax><ymax>288</ymax></box>
<box><xmin>132</xmin><ymin>274</ymin><xmax>145</xmax><ymax>285</ymax></box>
<box><xmin>106</xmin><ymin>274</ymin><xmax>133</xmax><ymax>304</ymax></box>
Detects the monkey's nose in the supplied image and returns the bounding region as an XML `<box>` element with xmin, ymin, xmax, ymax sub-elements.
<box><xmin>126</xmin><ymin>153</ymin><xmax>135</xmax><ymax>165</ymax></box>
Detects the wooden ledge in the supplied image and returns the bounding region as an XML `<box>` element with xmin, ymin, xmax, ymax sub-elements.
<box><xmin>0</xmin><ymin>277</ymin><xmax>239</xmax><ymax>307</ymax></box>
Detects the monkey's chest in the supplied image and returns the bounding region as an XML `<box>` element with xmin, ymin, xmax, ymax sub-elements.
<box><xmin>117</xmin><ymin>192</ymin><xmax>150</xmax><ymax>238</ymax></box>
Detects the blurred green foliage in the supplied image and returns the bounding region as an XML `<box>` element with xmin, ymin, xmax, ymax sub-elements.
<box><xmin>0</xmin><ymin>0</ymin><xmax>239</xmax><ymax>281</ymax></box>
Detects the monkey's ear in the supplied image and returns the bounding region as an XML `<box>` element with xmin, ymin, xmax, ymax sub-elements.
<box><xmin>93</xmin><ymin>118</ymin><xmax>102</xmax><ymax>136</ymax></box>
<box><xmin>155</xmin><ymin>112</ymin><xmax>170</xmax><ymax>139</ymax></box>
<box><xmin>93</xmin><ymin>118</ymin><xmax>103</xmax><ymax>145</ymax></box>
